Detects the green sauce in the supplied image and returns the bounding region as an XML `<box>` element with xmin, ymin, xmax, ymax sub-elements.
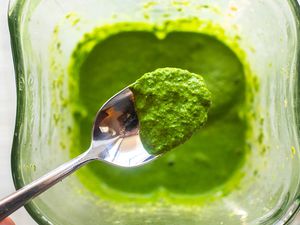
<box><xmin>69</xmin><ymin>20</ymin><xmax>247</xmax><ymax>202</ymax></box>
<box><xmin>130</xmin><ymin>68</ymin><xmax>211</xmax><ymax>155</ymax></box>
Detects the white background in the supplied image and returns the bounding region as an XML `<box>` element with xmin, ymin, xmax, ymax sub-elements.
<box><xmin>0</xmin><ymin>0</ymin><xmax>300</xmax><ymax>224</ymax></box>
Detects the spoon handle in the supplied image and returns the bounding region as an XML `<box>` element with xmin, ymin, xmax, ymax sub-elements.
<box><xmin>0</xmin><ymin>152</ymin><xmax>93</xmax><ymax>221</ymax></box>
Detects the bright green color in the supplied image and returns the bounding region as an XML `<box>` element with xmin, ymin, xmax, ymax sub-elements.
<box><xmin>130</xmin><ymin>68</ymin><xmax>211</xmax><ymax>155</ymax></box>
<box><xmin>69</xmin><ymin>21</ymin><xmax>246</xmax><ymax>201</ymax></box>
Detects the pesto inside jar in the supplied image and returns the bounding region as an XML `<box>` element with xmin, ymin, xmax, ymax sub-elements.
<box><xmin>68</xmin><ymin>20</ymin><xmax>247</xmax><ymax>203</ymax></box>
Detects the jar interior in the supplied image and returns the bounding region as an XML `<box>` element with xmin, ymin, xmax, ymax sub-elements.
<box><xmin>9</xmin><ymin>0</ymin><xmax>300</xmax><ymax>224</ymax></box>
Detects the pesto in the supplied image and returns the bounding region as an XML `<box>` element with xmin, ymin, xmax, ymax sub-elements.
<box><xmin>130</xmin><ymin>68</ymin><xmax>211</xmax><ymax>155</ymax></box>
<box><xmin>68</xmin><ymin>20</ymin><xmax>248</xmax><ymax>202</ymax></box>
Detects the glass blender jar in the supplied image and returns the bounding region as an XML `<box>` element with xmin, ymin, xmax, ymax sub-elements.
<box><xmin>8</xmin><ymin>0</ymin><xmax>300</xmax><ymax>224</ymax></box>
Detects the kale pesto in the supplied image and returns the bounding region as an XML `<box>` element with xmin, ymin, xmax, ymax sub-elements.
<box><xmin>130</xmin><ymin>68</ymin><xmax>211</xmax><ymax>155</ymax></box>
<box><xmin>68</xmin><ymin>20</ymin><xmax>248</xmax><ymax>202</ymax></box>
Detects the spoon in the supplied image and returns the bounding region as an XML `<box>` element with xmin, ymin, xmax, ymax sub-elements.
<box><xmin>0</xmin><ymin>87</ymin><xmax>159</xmax><ymax>221</ymax></box>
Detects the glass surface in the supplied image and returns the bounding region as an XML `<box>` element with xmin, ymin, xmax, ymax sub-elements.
<box><xmin>8</xmin><ymin>0</ymin><xmax>300</xmax><ymax>224</ymax></box>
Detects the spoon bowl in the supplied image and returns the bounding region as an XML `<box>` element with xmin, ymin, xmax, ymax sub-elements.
<box><xmin>90</xmin><ymin>87</ymin><xmax>157</xmax><ymax>167</ymax></box>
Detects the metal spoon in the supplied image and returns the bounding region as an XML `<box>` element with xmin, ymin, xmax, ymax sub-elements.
<box><xmin>0</xmin><ymin>87</ymin><xmax>159</xmax><ymax>221</ymax></box>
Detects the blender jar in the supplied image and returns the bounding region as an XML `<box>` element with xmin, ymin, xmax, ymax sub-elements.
<box><xmin>8</xmin><ymin>0</ymin><xmax>300</xmax><ymax>224</ymax></box>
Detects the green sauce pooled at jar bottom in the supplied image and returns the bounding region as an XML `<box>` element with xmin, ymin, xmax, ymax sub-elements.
<box><xmin>68</xmin><ymin>20</ymin><xmax>248</xmax><ymax>201</ymax></box>
<box><xmin>130</xmin><ymin>68</ymin><xmax>212</xmax><ymax>155</ymax></box>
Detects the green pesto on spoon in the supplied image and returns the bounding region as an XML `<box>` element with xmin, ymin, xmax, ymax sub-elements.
<box><xmin>0</xmin><ymin>67</ymin><xmax>211</xmax><ymax>220</ymax></box>
<box><xmin>130</xmin><ymin>67</ymin><xmax>212</xmax><ymax>155</ymax></box>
